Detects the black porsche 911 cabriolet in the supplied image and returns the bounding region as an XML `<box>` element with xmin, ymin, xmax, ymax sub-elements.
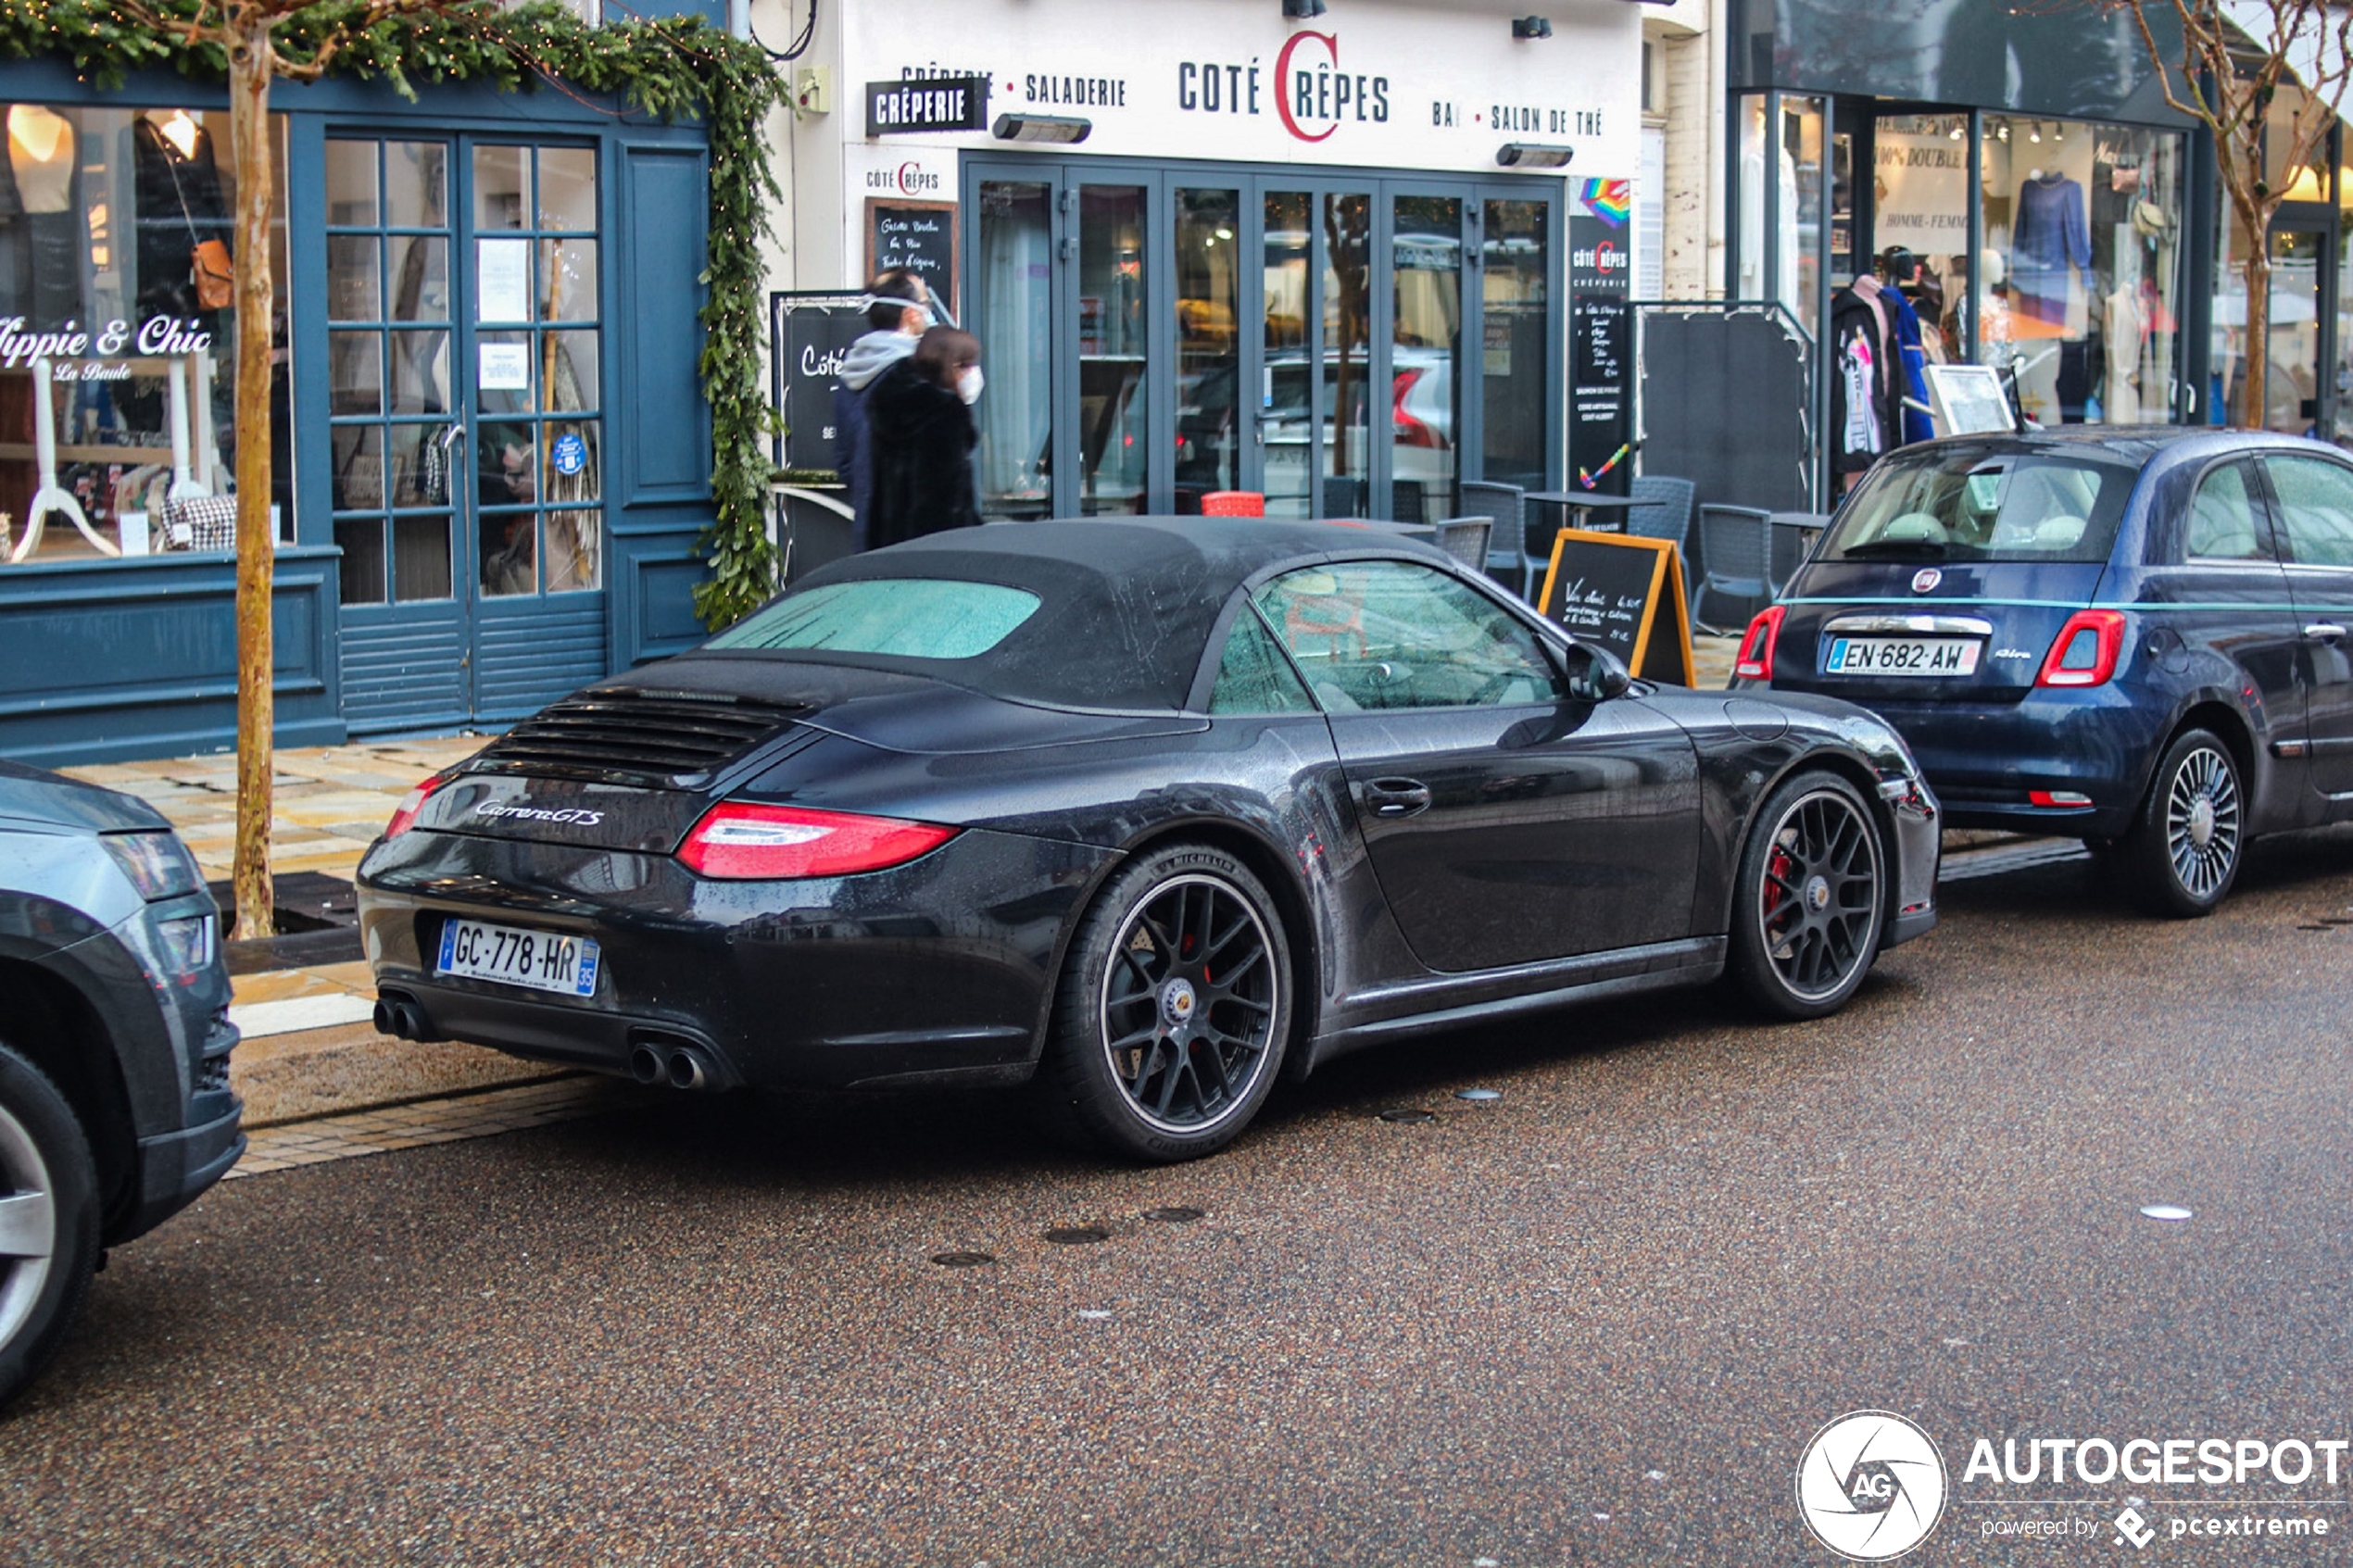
<box><xmin>357</xmin><ymin>520</ymin><xmax>1939</xmax><ymax>1161</ymax></box>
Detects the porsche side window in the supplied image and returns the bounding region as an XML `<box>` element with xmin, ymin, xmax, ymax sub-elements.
<box><xmin>1254</xmin><ymin>560</ymin><xmax>1565</xmax><ymax>711</ymax></box>
<box><xmin>2263</xmin><ymin>457</ymin><xmax>2353</xmax><ymax>568</ymax></box>
<box><xmin>2184</xmin><ymin>464</ymin><xmax>2271</xmax><ymax>562</ymax></box>
<box><xmin>1208</xmin><ymin>610</ymin><xmax>1317</xmax><ymax>715</ymax></box>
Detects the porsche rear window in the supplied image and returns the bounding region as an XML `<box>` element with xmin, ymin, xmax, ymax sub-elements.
<box><xmin>1819</xmin><ymin>446</ymin><xmax>2134</xmax><ymax>564</ymax></box>
<box><xmin>708</xmin><ymin>579</ymin><xmax>1042</xmax><ymax>659</ymax></box>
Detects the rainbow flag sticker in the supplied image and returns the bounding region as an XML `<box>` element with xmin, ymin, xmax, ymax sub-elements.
<box><xmin>1579</xmin><ymin>179</ymin><xmax>1632</xmax><ymax>228</ymax></box>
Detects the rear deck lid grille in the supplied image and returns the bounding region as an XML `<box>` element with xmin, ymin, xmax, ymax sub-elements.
<box><xmin>470</xmin><ymin>689</ymin><xmax>807</xmax><ymax>788</ymax></box>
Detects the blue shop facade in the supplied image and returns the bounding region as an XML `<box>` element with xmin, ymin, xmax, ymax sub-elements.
<box><xmin>0</xmin><ymin>54</ymin><xmax>722</xmax><ymax>766</ymax></box>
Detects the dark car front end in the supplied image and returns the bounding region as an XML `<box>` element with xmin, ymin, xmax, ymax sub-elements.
<box><xmin>0</xmin><ymin>763</ymin><xmax>243</xmax><ymax>1244</ymax></box>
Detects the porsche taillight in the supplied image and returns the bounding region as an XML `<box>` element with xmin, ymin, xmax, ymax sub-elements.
<box><xmin>1735</xmin><ymin>605</ymin><xmax>1787</xmax><ymax>682</ymax></box>
<box><xmin>676</xmin><ymin>802</ymin><xmax>959</xmax><ymax>880</ymax></box>
<box><xmin>384</xmin><ymin>774</ymin><xmax>451</xmax><ymax>839</ymax></box>
<box><xmin>2036</xmin><ymin>609</ymin><xmax>2127</xmax><ymax>688</ymax></box>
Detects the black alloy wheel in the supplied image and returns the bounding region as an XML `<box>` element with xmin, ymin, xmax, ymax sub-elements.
<box><xmin>2126</xmin><ymin>728</ymin><xmax>2244</xmax><ymax>918</ymax></box>
<box><xmin>0</xmin><ymin>1044</ymin><xmax>98</xmax><ymax>1411</ymax></box>
<box><xmin>1729</xmin><ymin>771</ymin><xmax>1886</xmax><ymax>1020</ymax></box>
<box><xmin>1042</xmin><ymin>844</ymin><xmax>1292</xmax><ymax>1162</ymax></box>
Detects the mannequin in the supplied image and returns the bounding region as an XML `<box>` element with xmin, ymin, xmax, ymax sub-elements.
<box><xmin>2011</xmin><ymin>166</ymin><xmax>2090</xmax><ymax>329</ymax></box>
<box><xmin>0</xmin><ymin>105</ymin><xmax>22</xmax><ymax>320</ymax></box>
<box><xmin>1737</xmin><ymin>105</ymin><xmax>1804</xmax><ymax>317</ymax></box>
<box><xmin>6</xmin><ymin>106</ymin><xmax>72</xmax><ymax>212</ymax></box>
<box><xmin>6</xmin><ymin>105</ymin><xmax>76</xmax><ymax>327</ymax></box>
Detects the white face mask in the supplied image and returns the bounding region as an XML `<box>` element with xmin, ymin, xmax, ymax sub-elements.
<box><xmin>957</xmin><ymin>366</ymin><xmax>985</xmax><ymax>406</ymax></box>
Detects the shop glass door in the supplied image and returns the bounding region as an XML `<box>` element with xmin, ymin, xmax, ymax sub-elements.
<box><xmin>1077</xmin><ymin>184</ymin><xmax>1149</xmax><ymax>514</ymax></box>
<box><xmin>1174</xmin><ymin>186</ymin><xmax>1242</xmax><ymax>511</ymax></box>
<box><xmin>974</xmin><ymin>179</ymin><xmax>1055</xmax><ymax>520</ymax></box>
<box><xmin>329</xmin><ymin>134</ymin><xmax>607</xmax><ymax>730</ymax></box>
<box><xmin>969</xmin><ymin>160</ymin><xmax>1556</xmax><ymax>522</ymax></box>
<box><xmin>1260</xmin><ymin>189</ymin><xmax>1314</xmax><ymax>518</ymax></box>
<box><xmin>2265</xmin><ymin>223</ymin><xmax>2327</xmax><ymax>435</ymax></box>
<box><xmin>1481</xmin><ymin>195</ymin><xmax>1551</xmax><ymax>492</ymax></box>
<box><xmin>1320</xmin><ymin>191</ymin><xmax>1376</xmax><ymax>519</ymax></box>
<box><xmin>1391</xmin><ymin>194</ymin><xmax>1463</xmax><ymax>524</ymax></box>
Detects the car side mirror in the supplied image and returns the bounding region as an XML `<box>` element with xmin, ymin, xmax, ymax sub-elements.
<box><xmin>1560</xmin><ymin>642</ymin><xmax>1632</xmax><ymax>702</ymax></box>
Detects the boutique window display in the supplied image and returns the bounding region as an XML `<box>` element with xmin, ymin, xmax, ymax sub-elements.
<box><xmin>1976</xmin><ymin>117</ymin><xmax>2184</xmax><ymax>427</ymax></box>
<box><xmin>1736</xmin><ymin>96</ymin><xmax>1820</xmax><ymax>333</ymax></box>
<box><xmin>0</xmin><ymin>105</ymin><xmax>293</xmax><ymax>565</ymax></box>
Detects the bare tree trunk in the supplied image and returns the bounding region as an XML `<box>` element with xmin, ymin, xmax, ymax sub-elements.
<box><xmin>228</xmin><ymin>15</ymin><xmax>276</xmax><ymax>945</ymax></box>
<box><xmin>2241</xmin><ymin>240</ymin><xmax>2273</xmax><ymax>430</ymax></box>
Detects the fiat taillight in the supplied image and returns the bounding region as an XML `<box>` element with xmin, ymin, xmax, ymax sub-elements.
<box><xmin>2036</xmin><ymin>609</ymin><xmax>2127</xmax><ymax>688</ymax></box>
<box><xmin>1734</xmin><ymin>605</ymin><xmax>1787</xmax><ymax>682</ymax></box>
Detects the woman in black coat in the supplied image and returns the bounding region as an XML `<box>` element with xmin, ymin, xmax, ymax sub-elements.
<box><xmin>866</xmin><ymin>326</ymin><xmax>983</xmax><ymax>549</ymax></box>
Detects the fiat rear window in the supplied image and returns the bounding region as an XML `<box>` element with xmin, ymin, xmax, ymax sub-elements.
<box><xmin>1819</xmin><ymin>445</ymin><xmax>2135</xmax><ymax>564</ymax></box>
<box><xmin>708</xmin><ymin>579</ymin><xmax>1043</xmax><ymax>659</ymax></box>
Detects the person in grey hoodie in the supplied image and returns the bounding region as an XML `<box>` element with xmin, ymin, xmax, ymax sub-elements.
<box><xmin>833</xmin><ymin>270</ymin><xmax>933</xmax><ymax>550</ymax></box>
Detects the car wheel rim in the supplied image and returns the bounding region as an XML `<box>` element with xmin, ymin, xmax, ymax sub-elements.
<box><xmin>1100</xmin><ymin>873</ymin><xmax>1280</xmax><ymax>1135</ymax></box>
<box><xmin>2165</xmin><ymin>745</ymin><xmax>2241</xmax><ymax>900</ymax></box>
<box><xmin>1757</xmin><ymin>789</ymin><xmax>1882</xmax><ymax>1004</ymax></box>
<box><xmin>0</xmin><ymin>1100</ymin><xmax>57</xmax><ymax>1350</ymax></box>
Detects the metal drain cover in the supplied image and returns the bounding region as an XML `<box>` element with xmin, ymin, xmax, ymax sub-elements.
<box><xmin>1144</xmin><ymin>1206</ymin><xmax>1204</xmax><ymax>1223</ymax></box>
<box><xmin>1378</xmin><ymin>1108</ymin><xmax>1436</xmax><ymax>1123</ymax></box>
<box><xmin>1045</xmin><ymin>1225</ymin><xmax>1111</xmax><ymax>1245</ymax></box>
<box><xmin>930</xmin><ymin>1251</ymin><xmax>996</xmax><ymax>1268</ymax></box>
<box><xmin>2139</xmin><ymin>1205</ymin><xmax>2194</xmax><ymax>1223</ymax></box>
<box><xmin>1455</xmin><ymin>1088</ymin><xmax>1503</xmax><ymax>1102</ymax></box>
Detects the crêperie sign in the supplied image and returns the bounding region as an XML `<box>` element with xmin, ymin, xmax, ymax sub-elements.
<box><xmin>1535</xmin><ymin>528</ymin><xmax>1696</xmax><ymax>685</ymax></box>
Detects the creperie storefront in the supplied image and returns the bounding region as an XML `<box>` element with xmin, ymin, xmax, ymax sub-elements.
<box><xmin>827</xmin><ymin>0</ymin><xmax>1641</xmax><ymax>522</ymax></box>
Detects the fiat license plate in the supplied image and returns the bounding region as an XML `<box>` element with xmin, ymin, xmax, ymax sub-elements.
<box><xmin>1825</xmin><ymin>636</ymin><xmax>1982</xmax><ymax>677</ymax></box>
<box><xmin>435</xmin><ymin>918</ymin><xmax>600</xmax><ymax>997</ymax></box>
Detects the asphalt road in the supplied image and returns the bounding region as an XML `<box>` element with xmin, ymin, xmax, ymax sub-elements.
<box><xmin>8</xmin><ymin>834</ymin><xmax>2353</xmax><ymax>1568</ymax></box>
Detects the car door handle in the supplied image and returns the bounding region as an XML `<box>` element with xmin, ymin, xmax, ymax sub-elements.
<box><xmin>2305</xmin><ymin>622</ymin><xmax>2347</xmax><ymax>643</ymax></box>
<box><xmin>1362</xmin><ymin>778</ymin><xmax>1433</xmax><ymax>819</ymax></box>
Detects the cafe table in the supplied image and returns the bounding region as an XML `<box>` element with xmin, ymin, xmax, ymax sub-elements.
<box><xmin>1522</xmin><ymin>490</ymin><xmax>1642</xmax><ymax>536</ymax></box>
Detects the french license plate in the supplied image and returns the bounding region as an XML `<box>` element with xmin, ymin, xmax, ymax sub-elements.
<box><xmin>1825</xmin><ymin>636</ymin><xmax>1982</xmax><ymax>677</ymax></box>
<box><xmin>435</xmin><ymin>918</ymin><xmax>600</xmax><ymax>997</ymax></box>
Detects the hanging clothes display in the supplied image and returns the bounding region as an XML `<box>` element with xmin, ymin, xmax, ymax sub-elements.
<box><xmin>2010</xmin><ymin>170</ymin><xmax>2090</xmax><ymax>328</ymax></box>
<box><xmin>133</xmin><ymin>110</ymin><xmax>229</xmax><ymax>322</ymax></box>
<box><xmin>1830</xmin><ymin>282</ymin><xmax>1896</xmax><ymax>477</ymax></box>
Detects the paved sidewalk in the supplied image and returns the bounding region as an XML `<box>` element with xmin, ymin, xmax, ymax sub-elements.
<box><xmin>64</xmin><ymin>734</ymin><xmax>484</xmax><ymax>884</ymax></box>
<box><xmin>229</xmin><ymin>1074</ymin><xmax>625</xmax><ymax>1176</ymax></box>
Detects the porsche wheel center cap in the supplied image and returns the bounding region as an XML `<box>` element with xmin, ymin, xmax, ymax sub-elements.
<box><xmin>1161</xmin><ymin>979</ymin><xmax>1199</xmax><ymax>1026</ymax></box>
<box><xmin>1806</xmin><ymin>874</ymin><xmax>1832</xmax><ymax>912</ymax></box>
<box><xmin>2188</xmin><ymin>797</ymin><xmax>2216</xmax><ymax>848</ymax></box>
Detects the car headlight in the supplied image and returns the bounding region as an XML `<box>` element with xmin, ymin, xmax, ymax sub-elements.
<box><xmin>103</xmin><ymin>830</ymin><xmax>206</xmax><ymax>901</ymax></box>
<box><xmin>153</xmin><ymin>912</ymin><xmax>217</xmax><ymax>978</ymax></box>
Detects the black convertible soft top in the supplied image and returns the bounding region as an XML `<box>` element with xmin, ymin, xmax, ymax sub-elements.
<box><xmin>746</xmin><ymin>519</ymin><xmax>1452</xmax><ymax>711</ymax></box>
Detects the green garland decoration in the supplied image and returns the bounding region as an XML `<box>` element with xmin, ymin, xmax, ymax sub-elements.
<box><xmin>0</xmin><ymin>0</ymin><xmax>787</xmax><ymax>629</ymax></box>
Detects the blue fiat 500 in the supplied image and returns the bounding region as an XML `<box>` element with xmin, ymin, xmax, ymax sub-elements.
<box><xmin>1734</xmin><ymin>429</ymin><xmax>2353</xmax><ymax>916</ymax></box>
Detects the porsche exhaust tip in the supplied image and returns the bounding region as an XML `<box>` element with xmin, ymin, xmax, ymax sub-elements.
<box><xmin>372</xmin><ymin>995</ymin><xmax>428</xmax><ymax>1041</ymax></box>
<box><xmin>665</xmin><ymin>1047</ymin><xmax>712</xmax><ymax>1091</ymax></box>
<box><xmin>628</xmin><ymin>1044</ymin><xmax>666</xmax><ymax>1086</ymax></box>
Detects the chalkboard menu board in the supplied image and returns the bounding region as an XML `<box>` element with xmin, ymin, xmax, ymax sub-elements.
<box><xmin>866</xmin><ymin>200</ymin><xmax>958</xmax><ymax>317</ymax></box>
<box><xmin>1573</xmin><ymin>296</ymin><xmax>1629</xmax><ymax>386</ymax></box>
<box><xmin>768</xmin><ymin>291</ymin><xmax>873</xmax><ymax>475</ymax></box>
<box><xmin>1535</xmin><ymin>529</ymin><xmax>1697</xmax><ymax>685</ymax></box>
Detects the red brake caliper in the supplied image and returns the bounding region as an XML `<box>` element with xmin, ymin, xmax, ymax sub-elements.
<box><xmin>1765</xmin><ymin>845</ymin><xmax>1795</xmax><ymax>921</ymax></box>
